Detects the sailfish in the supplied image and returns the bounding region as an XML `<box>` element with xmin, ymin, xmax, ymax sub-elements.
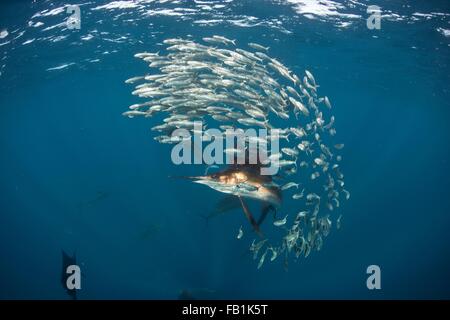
<box><xmin>173</xmin><ymin>163</ymin><xmax>282</xmax><ymax>237</ymax></box>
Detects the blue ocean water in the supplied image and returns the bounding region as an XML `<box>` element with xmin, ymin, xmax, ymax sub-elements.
<box><xmin>0</xmin><ymin>0</ymin><xmax>449</xmax><ymax>299</ymax></box>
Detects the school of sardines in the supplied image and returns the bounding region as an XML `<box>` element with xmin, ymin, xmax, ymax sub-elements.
<box><xmin>124</xmin><ymin>35</ymin><xmax>350</xmax><ymax>269</ymax></box>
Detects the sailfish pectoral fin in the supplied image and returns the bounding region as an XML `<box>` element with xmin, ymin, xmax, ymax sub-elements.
<box><xmin>199</xmin><ymin>195</ymin><xmax>242</xmax><ymax>225</ymax></box>
<box><xmin>214</xmin><ymin>195</ymin><xmax>242</xmax><ymax>214</ymax></box>
<box><xmin>238</xmin><ymin>196</ymin><xmax>264</xmax><ymax>238</ymax></box>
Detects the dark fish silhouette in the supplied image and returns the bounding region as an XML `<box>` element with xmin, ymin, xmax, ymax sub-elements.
<box><xmin>77</xmin><ymin>191</ymin><xmax>110</xmax><ymax>210</ymax></box>
<box><xmin>138</xmin><ymin>223</ymin><xmax>162</xmax><ymax>240</ymax></box>
<box><xmin>178</xmin><ymin>289</ymin><xmax>196</xmax><ymax>300</ymax></box>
